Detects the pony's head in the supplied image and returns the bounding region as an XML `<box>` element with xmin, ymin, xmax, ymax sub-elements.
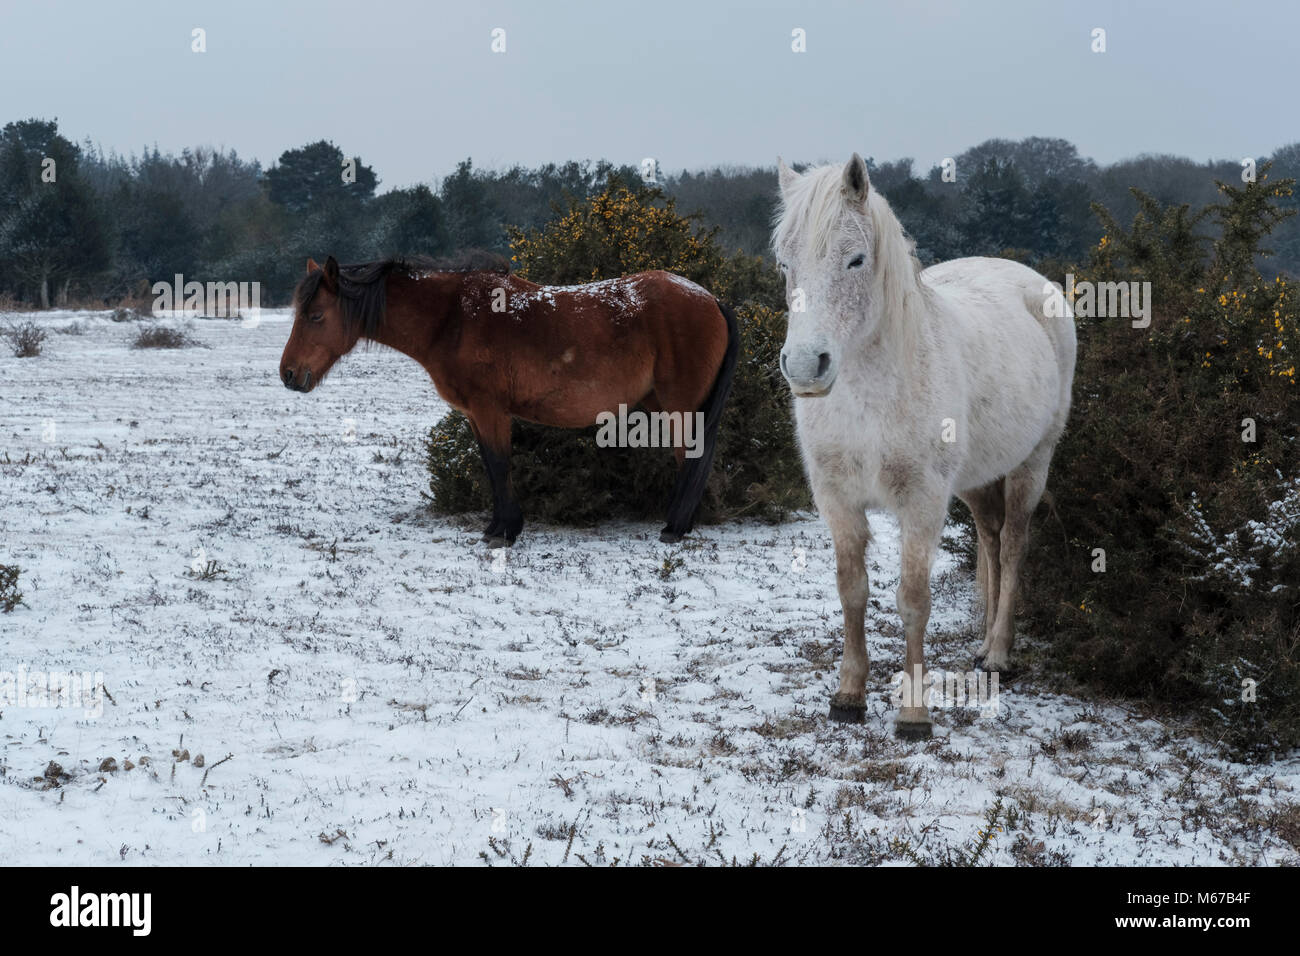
<box><xmin>280</xmin><ymin>256</ymin><xmax>363</xmax><ymax>392</ymax></box>
<box><xmin>772</xmin><ymin>153</ymin><xmax>923</xmax><ymax>397</ymax></box>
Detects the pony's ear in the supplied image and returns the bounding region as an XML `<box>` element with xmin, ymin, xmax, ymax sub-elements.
<box><xmin>322</xmin><ymin>255</ymin><xmax>340</xmax><ymax>292</ymax></box>
<box><xmin>306</xmin><ymin>257</ymin><xmax>320</xmax><ymax>274</ymax></box>
<box><xmin>777</xmin><ymin>156</ymin><xmax>798</xmax><ymax>195</ymax></box>
<box><xmin>842</xmin><ymin>153</ymin><xmax>870</xmax><ymax>207</ymax></box>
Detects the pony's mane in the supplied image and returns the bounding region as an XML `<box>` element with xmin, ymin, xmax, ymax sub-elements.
<box><xmin>772</xmin><ymin>163</ymin><xmax>931</xmax><ymax>354</ymax></box>
<box><xmin>293</xmin><ymin>250</ymin><xmax>510</xmax><ymax>336</ymax></box>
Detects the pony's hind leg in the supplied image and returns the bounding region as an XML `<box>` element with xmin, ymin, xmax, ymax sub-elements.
<box><xmin>822</xmin><ymin>499</ymin><xmax>872</xmax><ymax>723</ymax></box>
<box><xmin>639</xmin><ymin>393</ymin><xmax>690</xmax><ymax>543</ymax></box>
<box><xmin>958</xmin><ymin>480</ymin><xmax>1005</xmax><ymax>666</ymax></box>
<box><xmin>659</xmin><ymin>444</ymin><xmax>693</xmax><ymax>545</ymax></box>
<box><xmin>654</xmin><ymin>298</ymin><xmax>737</xmax><ymax>544</ymax></box>
<box><xmin>648</xmin><ymin>389</ymin><xmax>709</xmax><ymax>544</ymax></box>
<box><xmin>981</xmin><ymin>452</ymin><xmax>1051</xmax><ymax>672</ymax></box>
<box><xmin>894</xmin><ymin>494</ymin><xmax>947</xmax><ymax>739</ymax></box>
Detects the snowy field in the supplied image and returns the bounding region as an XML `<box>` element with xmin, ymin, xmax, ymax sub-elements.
<box><xmin>1</xmin><ymin>310</ymin><xmax>1297</xmax><ymax>866</ymax></box>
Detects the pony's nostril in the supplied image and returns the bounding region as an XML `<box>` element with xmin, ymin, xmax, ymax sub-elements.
<box><xmin>817</xmin><ymin>353</ymin><xmax>832</xmax><ymax>379</ymax></box>
<box><xmin>282</xmin><ymin>368</ymin><xmax>294</xmax><ymax>388</ymax></box>
<box><xmin>779</xmin><ymin>352</ymin><xmax>789</xmax><ymax>377</ymax></box>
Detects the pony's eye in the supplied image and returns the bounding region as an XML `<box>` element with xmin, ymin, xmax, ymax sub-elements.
<box><xmin>847</xmin><ymin>254</ymin><xmax>865</xmax><ymax>270</ymax></box>
<box><xmin>309</xmin><ymin>313</ymin><xmax>324</xmax><ymax>324</ymax></box>
<box><xmin>778</xmin><ymin>261</ymin><xmax>789</xmax><ymax>272</ymax></box>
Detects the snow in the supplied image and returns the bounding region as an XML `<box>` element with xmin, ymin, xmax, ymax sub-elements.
<box><xmin>508</xmin><ymin>286</ymin><xmax>560</xmax><ymax>314</ymax></box>
<box><xmin>548</xmin><ymin>276</ymin><xmax>644</xmax><ymax>312</ymax></box>
<box><xmin>1</xmin><ymin>310</ymin><xmax>1297</xmax><ymax>866</ymax></box>
<box><xmin>663</xmin><ymin>272</ymin><xmax>710</xmax><ymax>297</ymax></box>
<box><xmin>1180</xmin><ymin>480</ymin><xmax>1300</xmax><ymax>590</ymax></box>
<box><xmin>499</xmin><ymin>278</ymin><xmax>648</xmax><ymax>321</ymax></box>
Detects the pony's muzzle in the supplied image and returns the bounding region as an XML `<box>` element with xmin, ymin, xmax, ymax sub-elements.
<box><xmin>780</xmin><ymin>348</ymin><xmax>836</xmax><ymax>397</ymax></box>
<box><xmin>281</xmin><ymin>366</ymin><xmax>313</xmax><ymax>392</ymax></box>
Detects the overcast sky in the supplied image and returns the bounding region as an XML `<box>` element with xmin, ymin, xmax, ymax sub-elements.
<box><xmin>2</xmin><ymin>0</ymin><xmax>1294</xmax><ymax>189</ymax></box>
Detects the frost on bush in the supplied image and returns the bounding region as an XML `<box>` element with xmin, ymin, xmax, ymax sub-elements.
<box><xmin>1178</xmin><ymin>476</ymin><xmax>1300</xmax><ymax>591</ymax></box>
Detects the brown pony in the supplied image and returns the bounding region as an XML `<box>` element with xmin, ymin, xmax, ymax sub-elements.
<box><xmin>279</xmin><ymin>253</ymin><xmax>738</xmax><ymax>547</ymax></box>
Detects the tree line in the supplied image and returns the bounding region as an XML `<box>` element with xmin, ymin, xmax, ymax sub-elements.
<box><xmin>2</xmin><ymin>117</ymin><xmax>1297</xmax><ymax>308</ymax></box>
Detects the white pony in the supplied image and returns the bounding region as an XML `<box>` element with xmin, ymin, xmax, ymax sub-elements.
<box><xmin>772</xmin><ymin>154</ymin><xmax>1076</xmax><ymax>738</ymax></box>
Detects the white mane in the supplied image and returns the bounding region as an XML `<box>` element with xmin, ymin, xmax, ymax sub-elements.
<box><xmin>772</xmin><ymin>162</ymin><xmax>931</xmax><ymax>353</ymax></box>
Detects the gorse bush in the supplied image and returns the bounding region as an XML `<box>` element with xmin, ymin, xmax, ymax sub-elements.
<box><xmin>1009</xmin><ymin>164</ymin><xmax>1300</xmax><ymax>760</ymax></box>
<box><xmin>426</xmin><ymin>176</ymin><xmax>809</xmax><ymax>526</ymax></box>
<box><xmin>505</xmin><ymin>176</ymin><xmax>721</xmax><ymax>285</ymax></box>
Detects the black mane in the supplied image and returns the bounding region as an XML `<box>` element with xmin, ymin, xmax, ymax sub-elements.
<box><xmin>293</xmin><ymin>250</ymin><xmax>510</xmax><ymax>336</ymax></box>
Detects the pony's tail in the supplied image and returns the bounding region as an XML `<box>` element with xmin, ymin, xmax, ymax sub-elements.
<box><xmin>661</xmin><ymin>299</ymin><xmax>740</xmax><ymax>542</ymax></box>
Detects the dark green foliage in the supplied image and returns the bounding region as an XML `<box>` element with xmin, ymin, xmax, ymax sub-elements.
<box><xmin>436</xmin><ymin>159</ymin><xmax>503</xmax><ymax>252</ymax></box>
<box><xmin>960</xmin><ymin>158</ymin><xmax>1035</xmax><ymax>255</ymax></box>
<box><xmin>1003</xmin><ymin>167</ymin><xmax>1300</xmax><ymax>761</ymax></box>
<box><xmin>370</xmin><ymin>185</ymin><xmax>451</xmax><ymax>260</ymax></box>
<box><xmin>0</xmin><ymin>119</ymin><xmax>111</xmax><ymax>307</ymax></box>
<box><xmin>113</xmin><ymin>185</ymin><xmax>204</xmax><ymax>283</ymax></box>
<box><xmin>265</xmin><ymin>140</ymin><xmax>377</xmax><ymax>212</ymax></box>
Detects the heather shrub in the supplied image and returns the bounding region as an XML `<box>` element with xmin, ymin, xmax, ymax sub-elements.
<box><xmin>132</xmin><ymin>322</ymin><xmax>198</xmax><ymax>349</ymax></box>
<box><xmin>4</xmin><ymin>320</ymin><xmax>46</xmax><ymax>357</ymax></box>
<box><xmin>0</xmin><ymin>564</ymin><xmax>23</xmax><ymax>612</ymax></box>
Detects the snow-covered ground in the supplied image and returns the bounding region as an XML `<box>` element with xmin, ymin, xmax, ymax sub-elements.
<box><xmin>1</xmin><ymin>310</ymin><xmax>1297</xmax><ymax>866</ymax></box>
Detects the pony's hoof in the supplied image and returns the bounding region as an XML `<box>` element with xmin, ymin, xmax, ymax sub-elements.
<box><xmin>974</xmin><ymin>652</ymin><xmax>1012</xmax><ymax>675</ymax></box>
<box><xmin>659</xmin><ymin>529</ymin><xmax>684</xmax><ymax>544</ymax></box>
<box><xmin>895</xmin><ymin>707</ymin><xmax>932</xmax><ymax>740</ymax></box>
<box><xmin>895</xmin><ymin>720</ymin><xmax>933</xmax><ymax>741</ymax></box>
<box><xmin>483</xmin><ymin>535</ymin><xmax>513</xmax><ymax>549</ymax></box>
<box><xmin>827</xmin><ymin>694</ymin><xmax>866</xmax><ymax>724</ymax></box>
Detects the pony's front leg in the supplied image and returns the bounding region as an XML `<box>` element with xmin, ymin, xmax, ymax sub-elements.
<box><xmin>895</xmin><ymin>498</ymin><xmax>946</xmax><ymax>739</ymax></box>
<box><xmin>823</xmin><ymin>501</ymin><xmax>872</xmax><ymax>723</ymax></box>
<box><xmin>469</xmin><ymin>412</ymin><xmax>524</xmax><ymax>548</ymax></box>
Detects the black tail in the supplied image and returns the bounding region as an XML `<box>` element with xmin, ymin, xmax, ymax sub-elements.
<box><xmin>661</xmin><ymin>299</ymin><xmax>740</xmax><ymax>542</ymax></box>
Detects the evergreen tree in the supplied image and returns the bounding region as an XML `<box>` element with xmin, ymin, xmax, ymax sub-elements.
<box><xmin>265</xmin><ymin>140</ymin><xmax>376</xmax><ymax>212</ymax></box>
<box><xmin>0</xmin><ymin>119</ymin><xmax>111</xmax><ymax>305</ymax></box>
<box><xmin>370</xmin><ymin>185</ymin><xmax>451</xmax><ymax>258</ymax></box>
<box><xmin>960</xmin><ymin>157</ymin><xmax>1033</xmax><ymax>255</ymax></box>
<box><xmin>439</xmin><ymin>159</ymin><xmax>504</xmax><ymax>251</ymax></box>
